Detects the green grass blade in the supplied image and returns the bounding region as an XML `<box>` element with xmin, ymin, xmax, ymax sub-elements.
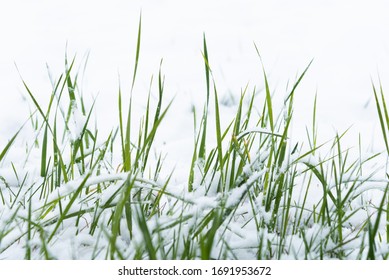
<box><xmin>254</xmin><ymin>43</ymin><xmax>273</xmax><ymax>131</ymax></box>
<box><xmin>373</xmin><ymin>82</ymin><xmax>389</xmax><ymax>153</ymax></box>
<box><xmin>285</xmin><ymin>59</ymin><xmax>313</xmax><ymax>102</ymax></box>
<box><xmin>0</xmin><ymin>130</ymin><xmax>20</xmax><ymax>162</ymax></box>
<box><xmin>199</xmin><ymin>34</ymin><xmax>211</xmax><ymax>160</ymax></box>
<box><xmin>131</xmin><ymin>13</ymin><xmax>142</xmax><ymax>92</ymax></box>
<box><xmin>213</xmin><ymin>83</ymin><xmax>225</xmax><ymax>191</ymax></box>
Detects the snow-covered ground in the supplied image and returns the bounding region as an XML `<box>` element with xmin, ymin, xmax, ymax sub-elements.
<box><xmin>1</xmin><ymin>0</ymin><xmax>389</xmax><ymax>259</ymax></box>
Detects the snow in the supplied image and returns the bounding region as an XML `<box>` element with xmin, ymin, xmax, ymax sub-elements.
<box><xmin>69</xmin><ymin>101</ymin><xmax>87</xmax><ymax>142</ymax></box>
<box><xmin>1</xmin><ymin>0</ymin><xmax>389</xmax><ymax>260</ymax></box>
<box><xmin>1</xmin><ymin>1</ymin><xmax>389</xmax><ymax>149</ymax></box>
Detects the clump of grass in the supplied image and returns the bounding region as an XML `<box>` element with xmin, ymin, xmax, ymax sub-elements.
<box><xmin>0</xmin><ymin>18</ymin><xmax>388</xmax><ymax>260</ymax></box>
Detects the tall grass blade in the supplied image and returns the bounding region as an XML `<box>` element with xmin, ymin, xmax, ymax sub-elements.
<box><xmin>131</xmin><ymin>14</ymin><xmax>142</xmax><ymax>92</ymax></box>
<box><xmin>199</xmin><ymin>34</ymin><xmax>211</xmax><ymax>160</ymax></box>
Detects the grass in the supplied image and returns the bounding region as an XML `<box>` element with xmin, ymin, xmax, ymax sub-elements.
<box><xmin>0</xmin><ymin>19</ymin><xmax>389</xmax><ymax>260</ymax></box>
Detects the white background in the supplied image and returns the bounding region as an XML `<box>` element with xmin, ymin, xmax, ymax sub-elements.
<box><xmin>1</xmin><ymin>0</ymin><xmax>389</xmax><ymax>166</ymax></box>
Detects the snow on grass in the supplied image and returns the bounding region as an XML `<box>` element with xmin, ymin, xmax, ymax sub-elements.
<box><xmin>0</xmin><ymin>18</ymin><xmax>389</xmax><ymax>260</ymax></box>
